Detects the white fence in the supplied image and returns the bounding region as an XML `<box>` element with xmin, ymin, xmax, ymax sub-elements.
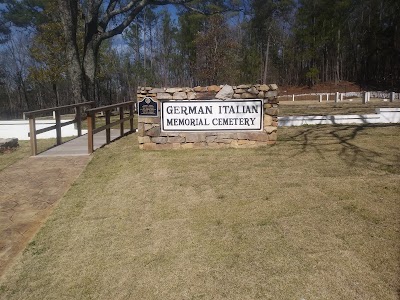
<box><xmin>0</xmin><ymin>120</ymin><xmax>87</xmax><ymax>140</ymax></box>
<box><xmin>279</xmin><ymin>108</ymin><xmax>400</xmax><ymax>127</ymax></box>
<box><xmin>279</xmin><ymin>91</ymin><xmax>399</xmax><ymax>101</ymax></box>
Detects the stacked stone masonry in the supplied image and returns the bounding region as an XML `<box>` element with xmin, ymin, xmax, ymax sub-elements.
<box><xmin>137</xmin><ymin>84</ymin><xmax>279</xmax><ymax>150</ymax></box>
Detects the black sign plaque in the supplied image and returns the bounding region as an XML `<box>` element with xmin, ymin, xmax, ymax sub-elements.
<box><xmin>138</xmin><ymin>97</ymin><xmax>158</xmax><ymax>117</ymax></box>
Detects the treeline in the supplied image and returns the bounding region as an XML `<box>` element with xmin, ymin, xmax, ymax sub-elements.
<box><xmin>0</xmin><ymin>0</ymin><xmax>399</xmax><ymax>118</ymax></box>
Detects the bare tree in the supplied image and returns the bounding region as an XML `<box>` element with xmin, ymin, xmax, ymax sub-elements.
<box><xmin>57</xmin><ymin>0</ymin><xmax>205</xmax><ymax>103</ymax></box>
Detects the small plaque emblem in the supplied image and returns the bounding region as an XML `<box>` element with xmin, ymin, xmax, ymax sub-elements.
<box><xmin>138</xmin><ymin>97</ymin><xmax>158</xmax><ymax>117</ymax></box>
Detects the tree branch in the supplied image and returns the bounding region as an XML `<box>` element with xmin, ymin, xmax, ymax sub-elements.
<box><xmin>98</xmin><ymin>0</ymin><xmax>239</xmax><ymax>42</ymax></box>
<box><xmin>149</xmin><ymin>0</ymin><xmax>240</xmax><ymax>15</ymax></box>
<box><xmin>180</xmin><ymin>3</ymin><xmax>240</xmax><ymax>15</ymax></box>
<box><xmin>99</xmin><ymin>0</ymin><xmax>149</xmax><ymax>41</ymax></box>
<box><xmin>99</xmin><ymin>0</ymin><xmax>142</xmax><ymax>31</ymax></box>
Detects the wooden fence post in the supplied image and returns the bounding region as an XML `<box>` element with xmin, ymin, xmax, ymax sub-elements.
<box><xmin>129</xmin><ymin>104</ymin><xmax>134</xmax><ymax>132</ymax></box>
<box><xmin>76</xmin><ymin>106</ymin><xmax>82</xmax><ymax>136</ymax></box>
<box><xmin>105</xmin><ymin>110</ymin><xmax>111</xmax><ymax>144</ymax></box>
<box><xmin>29</xmin><ymin>117</ymin><xmax>37</xmax><ymax>156</ymax></box>
<box><xmin>87</xmin><ymin>113</ymin><xmax>94</xmax><ymax>154</ymax></box>
<box><xmin>119</xmin><ymin>106</ymin><xmax>124</xmax><ymax>136</ymax></box>
<box><xmin>55</xmin><ymin>110</ymin><xmax>62</xmax><ymax>145</ymax></box>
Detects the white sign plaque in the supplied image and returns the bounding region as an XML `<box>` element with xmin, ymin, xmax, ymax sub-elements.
<box><xmin>161</xmin><ymin>100</ymin><xmax>263</xmax><ymax>132</ymax></box>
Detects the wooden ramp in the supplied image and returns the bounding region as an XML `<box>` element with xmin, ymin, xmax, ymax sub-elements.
<box><xmin>37</xmin><ymin>129</ymin><xmax>131</xmax><ymax>157</ymax></box>
<box><xmin>25</xmin><ymin>101</ymin><xmax>136</xmax><ymax>157</ymax></box>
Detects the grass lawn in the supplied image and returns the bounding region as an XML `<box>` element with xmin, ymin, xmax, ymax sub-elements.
<box><xmin>0</xmin><ymin>138</ymin><xmax>73</xmax><ymax>171</ymax></box>
<box><xmin>0</xmin><ymin>124</ymin><xmax>399</xmax><ymax>299</ymax></box>
<box><xmin>0</xmin><ymin>141</ymin><xmax>32</xmax><ymax>171</ymax></box>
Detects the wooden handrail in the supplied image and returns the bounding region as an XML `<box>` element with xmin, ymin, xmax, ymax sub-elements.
<box><xmin>28</xmin><ymin>120</ymin><xmax>75</xmax><ymax>136</ymax></box>
<box><xmin>85</xmin><ymin>100</ymin><xmax>135</xmax><ymax>114</ymax></box>
<box><xmin>26</xmin><ymin>101</ymin><xmax>95</xmax><ymax>156</ymax></box>
<box><xmin>86</xmin><ymin>101</ymin><xmax>135</xmax><ymax>154</ymax></box>
<box><xmin>92</xmin><ymin>115</ymin><xmax>133</xmax><ymax>134</ymax></box>
<box><xmin>24</xmin><ymin>101</ymin><xmax>95</xmax><ymax>117</ymax></box>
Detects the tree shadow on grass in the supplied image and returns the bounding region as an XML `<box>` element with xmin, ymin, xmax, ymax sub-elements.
<box><xmin>280</xmin><ymin>123</ymin><xmax>400</xmax><ymax>297</ymax></box>
<box><xmin>280</xmin><ymin>124</ymin><xmax>400</xmax><ymax>174</ymax></box>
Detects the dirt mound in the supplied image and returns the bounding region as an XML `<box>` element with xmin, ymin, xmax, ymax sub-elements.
<box><xmin>280</xmin><ymin>81</ymin><xmax>362</xmax><ymax>95</ymax></box>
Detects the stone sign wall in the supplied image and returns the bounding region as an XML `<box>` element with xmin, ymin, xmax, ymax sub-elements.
<box><xmin>137</xmin><ymin>84</ymin><xmax>279</xmax><ymax>150</ymax></box>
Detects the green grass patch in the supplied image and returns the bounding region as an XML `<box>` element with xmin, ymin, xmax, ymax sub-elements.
<box><xmin>0</xmin><ymin>137</ymin><xmax>73</xmax><ymax>171</ymax></box>
<box><xmin>0</xmin><ymin>141</ymin><xmax>31</xmax><ymax>171</ymax></box>
<box><xmin>0</xmin><ymin>124</ymin><xmax>399</xmax><ymax>299</ymax></box>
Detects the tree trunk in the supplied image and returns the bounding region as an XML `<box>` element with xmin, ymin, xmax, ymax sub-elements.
<box><xmin>83</xmin><ymin>40</ymin><xmax>99</xmax><ymax>103</ymax></box>
<box><xmin>52</xmin><ymin>83</ymin><xmax>59</xmax><ymax>107</ymax></box>
<box><xmin>335</xmin><ymin>29</ymin><xmax>341</xmax><ymax>84</ymax></box>
<box><xmin>5</xmin><ymin>86</ymin><xmax>13</xmax><ymax>115</ymax></box>
<box><xmin>262</xmin><ymin>34</ymin><xmax>270</xmax><ymax>84</ymax></box>
<box><xmin>20</xmin><ymin>75</ymin><xmax>31</xmax><ymax>111</ymax></box>
<box><xmin>150</xmin><ymin>19</ymin><xmax>153</xmax><ymax>70</ymax></box>
<box><xmin>143</xmin><ymin>11</ymin><xmax>146</xmax><ymax>70</ymax></box>
<box><xmin>58</xmin><ymin>0</ymin><xmax>85</xmax><ymax>103</ymax></box>
<box><xmin>136</xmin><ymin>23</ymin><xmax>140</xmax><ymax>65</ymax></box>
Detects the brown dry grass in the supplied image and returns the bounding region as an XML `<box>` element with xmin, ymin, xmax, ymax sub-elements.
<box><xmin>0</xmin><ymin>141</ymin><xmax>31</xmax><ymax>171</ymax></box>
<box><xmin>0</xmin><ymin>138</ymin><xmax>72</xmax><ymax>171</ymax></box>
<box><xmin>280</xmin><ymin>98</ymin><xmax>400</xmax><ymax>116</ymax></box>
<box><xmin>0</xmin><ymin>124</ymin><xmax>399</xmax><ymax>299</ymax></box>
